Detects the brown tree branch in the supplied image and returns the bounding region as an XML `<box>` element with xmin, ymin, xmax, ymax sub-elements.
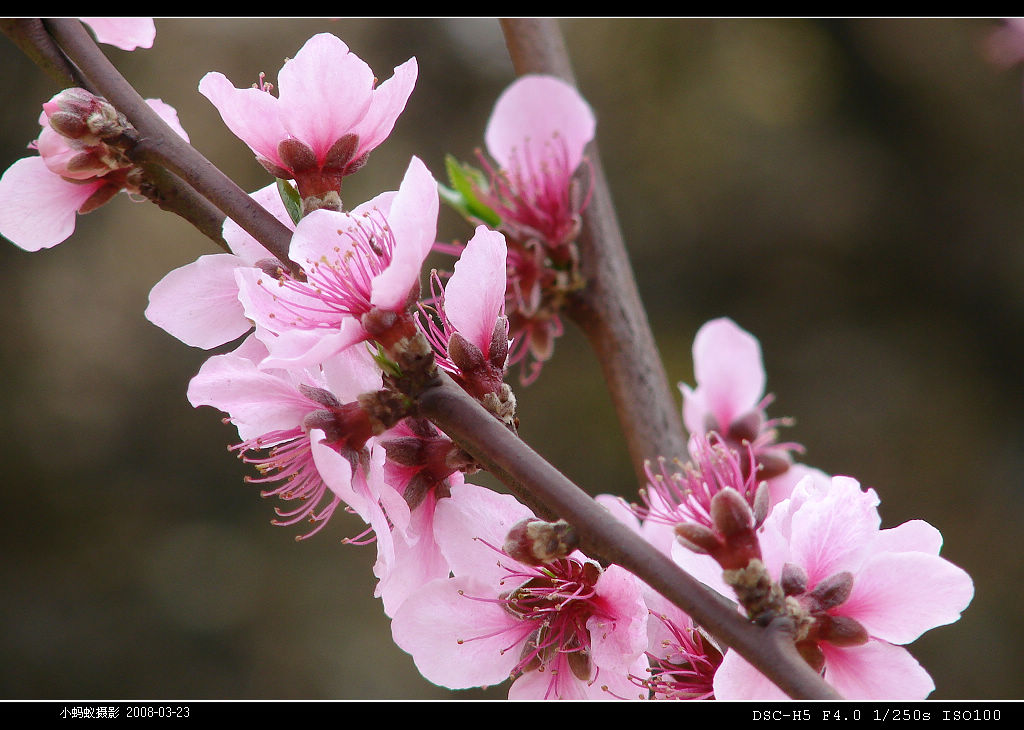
<box><xmin>418</xmin><ymin>373</ymin><xmax>842</xmax><ymax>700</ymax></box>
<box><xmin>499</xmin><ymin>19</ymin><xmax>688</xmax><ymax>487</ymax></box>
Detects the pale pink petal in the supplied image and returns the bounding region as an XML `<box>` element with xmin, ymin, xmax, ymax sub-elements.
<box><xmin>308</xmin><ymin>432</ymin><xmax>371</xmax><ymax>518</ymax></box>
<box><xmin>433</xmin><ymin>481</ymin><xmax>533</xmax><ymax>586</ymax></box>
<box><xmin>378</xmin><ymin>497</ymin><xmax>451</xmax><ymax>618</ymax></box>
<box><xmin>80</xmin><ymin>18</ymin><xmax>155</xmax><ymax>51</ymax></box>
<box><xmin>587</xmin><ymin>565</ymin><xmax>649</xmax><ymax>674</ymax></box>
<box><xmin>145</xmin><ymin>98</ymin><xmax>189</xmax><ymax>142</ymax></box>
<box><xmin>287</xmin><ymin>207</ymin><xmax>360</xmax><ymax>266</ymax></box>
<box><xmin>36</xmin><ymin>125</ymin><xmax>99</xmax><ymax>180</ymax></box>
<box><xmin>671</xmin><ymin>539</ymin><xmax>733</xmax><ymax>599</ymax></box>
<box><xmin>712</xmin><ymin>649</ymin><xmax>788</xmax><ymax>700</ymax></box>
<box><xmin>841</xmin><ymin>551</ymin><xmax>974</xmax><ymax>645</ymax></box>
<box><xmin>222</xmin><ymin>184</ymin><xmax>295</xmax><ymax>262</ymax></box>
<box><xmin>199</xmin><ymin>72</ymin><xmax>287</xmax><ymax>166</ymax></box>
<box><xmin>258</xmin><ymin>322</ymin><xmax>368</xmax><ymax>372</ymax></box>
<box><xmin>350</xmin><ymin>57</ymin><xmax>418</xmax><ymax>158</ymax></box>
<box><xmin>444</xmin><ymin>226</ymin><xmax>507</xmax><ymax>353</ymax></box>
<box><xmin>682</xmin><ymin>317</ymin><xmax>766</xmax><ymax>434</ymax></box>
<box><xmin>485</xmin><ymin>74</ymin><xmax>595</xmax><ymax>172</ymax></box>
<box><xmin>821</xmin><ymin>641</ymin><xmax>935</xmax><ymax>700</ymax></box>
<box><xmin>391</xmin><ymin>575</ymin><xmax>523</xmax><ymax>689</ymax></box>
<box><xmin>186</xmin><ymin>350</ymin><xmax>314</xmax><ymax>441</ymax></box>
<box><xmin>0</xmin><ymin>157</ymin><xmax>102</xmax><ymax>251</ymax></box>
<box><xmin>873</xmin><ymin>519</ymin><xmax>944</xmax><ymax>556</ymax></box>
<box><xmin>145</xmin><ymin>254</ymin><xmax>251</xmax><ymax>349</ymax></box>
<box><xmin>786</xmin><ymin>476</ymin><xmax>880</xmax><ymax>585</ymax></box>
<box><xmin>276</xmin><ymin>33</ymin><xmax>375</xmax><ymax>162</ymax></box>
<box><xmin>319</xmin><ymin>345</ymin><xmax>383</xmax><ymax>403</ymax></box>
<box><xmin>370</xmin><ymin>156</ymin><xmax>438</xmax><ymax>311</ymax></box>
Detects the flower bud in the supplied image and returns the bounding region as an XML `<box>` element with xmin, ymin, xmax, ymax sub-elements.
<box><xmin>503</xmin><ymin>518</ymin><xmax>579</xmax><ymax>565</ymax></box>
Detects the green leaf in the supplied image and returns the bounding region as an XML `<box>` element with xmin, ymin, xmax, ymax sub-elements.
<box><xmin>371</xmin><ymin>344</ymin><xmax>403</xmax><ymax>379</ymax></box>
<box><xmin>276</xmin><ymin>178</ymin><xmax>303</xmax><ymax>225</ymax></box>
<box><xmin>442</xmin><ymin>154</ymin><xmax>501</xmax><ymax>227</ymax></box>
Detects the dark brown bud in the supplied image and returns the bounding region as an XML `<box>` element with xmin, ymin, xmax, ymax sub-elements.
<box><xmin>796</xmin><ymin>639</ymin><xmax>826</xmax><ymax>673</ymax></box>
<box><xmin>809</xmin><ymin>571</ymin><xmax>854</xmax><ymax>611</ymax></box>
<box><xmin>566</xmin><ymin>645</ymin><xmax>591</xmax><ymax>681</ymax></box>
<box><xmin>503</xmin><ymin>518</ymin><xmax>579</xmax><ymax>565</ymax></box>
<box><xmin>752</xmin><ymin>481</ymin><xmax>771</xmax><ymax>529</ymax></box>
<box><xmin>756</xmin><ymin>451</ymin><xmax>792</xmax><ymax>480</ymax></box>
<box><xmin>381</xmin><ymin>437</ymin><xmax>424</xmax><ymax>467</ymax></box>
<box><xmin>780</xmin><ymin>562</ymin><xmax>809</xmax><ymax>597</ymax></box>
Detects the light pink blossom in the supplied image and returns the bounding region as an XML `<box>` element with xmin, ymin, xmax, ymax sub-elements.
<box><xmin>391</xmin><ymin>482</ymin><xmax>649</xmax><ymax>699</ymax></box>
<box><xmin>187</xmin><ymin>336</ymin><xmax>387</xmax><ymax>538</ymax></box>
<box><xmin>199</xmin><ymin>33</ymin><xmax>416</xmax><ymax>199</ymax></box>
<box><xmin>712</xmin><ymin>475</ymin><xmax>974</xmax><ymax>700</ymax></box>
<box><xmin>235</xmin><ymin>156</ymin><xmax>437</xmax><ymax>369</ymax></box>
<box><xmin>80</xmin><ymin>18</ymin><xmax>156</xmax><ymax>51</ymax></box>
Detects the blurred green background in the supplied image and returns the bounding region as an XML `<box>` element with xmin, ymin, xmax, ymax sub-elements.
<box><xmin>1</xmin><ymin>18</ymin><xmax>1020</xmax><ymax>699</ymax></box>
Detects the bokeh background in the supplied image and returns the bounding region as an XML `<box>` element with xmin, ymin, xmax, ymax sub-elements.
<box><xmin>1</xmin><ymin>18</ymin><xmax>1021</xmax><ymax>700</ymax></box>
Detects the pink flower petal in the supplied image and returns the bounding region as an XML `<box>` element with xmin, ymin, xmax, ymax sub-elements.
<box><xmin>198</xmin><ymin>72</ymin><xmax>288</xmax><ymax>166</ymax></box>
<box><xmin>712</xmin><ymin>649</ymin><xmax>788</xmax><ymax>700</ymax></box>
<box><xmin>370</xmin><ymin>156</ymin><xmax>438</xmax><ymax>311</ymax></box>
<box><xmin>350</xmin><ymin>57</ymin><xmax>419</xmax><ymax>158</ymax></box>
<box><xmin>186</xmin><ymin>350</ymin><xmax>315</xmax><ymax>441</ymax></box>
<box><xmin>80</xmin><ymin>18</ymin><xmax>155</xmax><ymax>51</ymax></box>
<box><xmin>145</xmin><ymin>254</ymin><xmax>251</xmax><ymax>349</ymax></box>
<box><xmin>0</xmin><ymin>157</ymin><xmax>102</xmax><ymax>251</ymax></box>
<box><xmin>276</xmin><ymin>33</ymin><xmax>375</xmax><ymax>162</ymax></box>
<box><xmin>821</xmin><ymin>641</ymin><xmax>935</xmax><ymax>700</ymax></box>
<box><xmin>391</xmin><ymin>575</ymin><xmax>522</xmax><ymax>689</ymax></box>
<box><xmin>681</xmin><ymin>317</ymin><xmax>766</xmax><ymax>435</ymax></box>
<box><xmin>444</xmin><ymin>226</ymin><xmax>507</xmax><ymax>353</ymax></box>
<box><xmin>485</xmin><ymin>74</ymin><xmax>595</xmax><ymax>172</ymax></box>
<box><xmin>433</xmin><ymin>481</ymin><xmax>533</xmax><ymax>586</ymax></box>
<box><xmin>842</xmin><ymin>551</ymin><xmax>975</xmax><ymax>645</ymax></box>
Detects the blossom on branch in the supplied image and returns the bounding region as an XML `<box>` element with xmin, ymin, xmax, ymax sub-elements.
<box><xmin>199</xmin><ymin>32</ymin><xmax>416</xmax><ymax>213</ymax></box>
<box><xmin>0</xmin><ymin>91</ymin><xmax>187</xmax><ymax>251</ymax></box>
<box><xmin>80</xmin><ymin>18</ymin><xmax>156</xmax><ymax>51</ymax></box>
<box><xmin>712</xmin><ymin>475</ymin><xmax>974</xmax><ymax>700</ymax></box>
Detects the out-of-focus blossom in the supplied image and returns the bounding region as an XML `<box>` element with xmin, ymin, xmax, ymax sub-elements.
<box><xmin>80</xmin><ymin>18</ymin><xmax>156</xmax><ymax>51</ymax></box>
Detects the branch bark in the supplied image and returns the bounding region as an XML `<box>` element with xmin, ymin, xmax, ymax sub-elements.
<box><xmin>499</xmin><ymin>19</ymin><xmax>688</xmax><ymax>487</ymax></box>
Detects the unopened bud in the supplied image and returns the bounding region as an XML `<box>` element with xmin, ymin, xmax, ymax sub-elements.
<box><xmin>674</xmin><ymin>522</ymin><xmax>718</xmax><ymax>554</ymax></box>
<box><xmin>710</xmin><ymin>487</ymin><xmax>755</xmax><ymax>538</ymax></box>
<box><xmin>503</xmin><ymin>518</ymin><xmax>579</xmax><ymax>565</ymax></box>
<box><xmin>752</xmin><ymin>481</ymin><xmax>770</xmax><ymax>528</ymax></box>
<box><xmin>756</xmin><ymin>451</ymin><xmax>791</xmax><ymax>480</ymax></box>
<box><xmin>298</xmin><ymin>383</ymin><xmax>343</xmax><ymax>409</ymax></box>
